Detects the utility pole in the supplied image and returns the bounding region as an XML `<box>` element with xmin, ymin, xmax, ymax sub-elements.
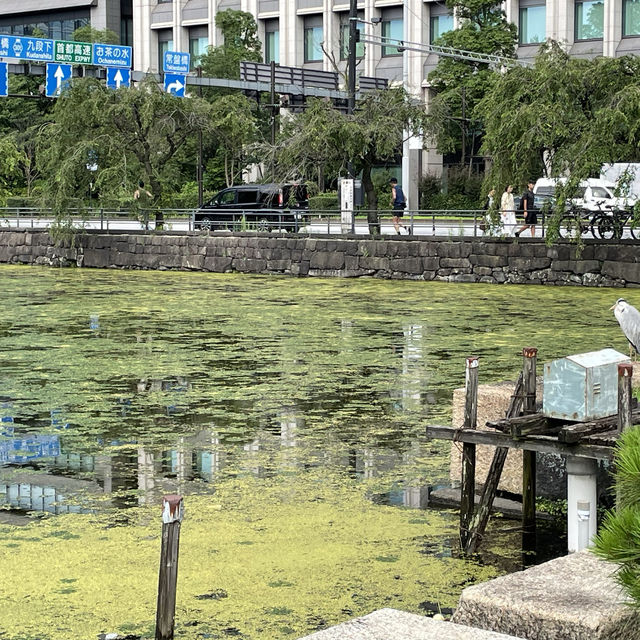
<box><xmin>347</xmin><ymin>0</ymin><xmax>357</xmax><ymax>178</ymax></box>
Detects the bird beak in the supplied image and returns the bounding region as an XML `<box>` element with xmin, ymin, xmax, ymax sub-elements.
<box><xmin>610</xmin><ymin>304</ymin><xmax>616</xmax><ymax>310</ymax></box>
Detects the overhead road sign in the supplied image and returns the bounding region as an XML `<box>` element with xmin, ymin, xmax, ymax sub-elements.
<box><xmin>54</xmin><ymin>40</ymin><xmax>92</xmax><ymax>65</ymax></box>
<box><xmin>45</xmin><ymin>63</ymin><xmax>72</xmax><ymax>97</ymax></box>
<box><xmin>106</xmin><ymin>67</ymin><xmax>130</xmax><ymax>89</ymax></box>
<box><xmin>163</xmin><ymin>51</ymin><xmax>190</xmax><ymax>74</ymax></box>
<box><xmin>0</xmin><ymin>62</ymin><xmax>7</xmax><ymax>97</ymax></box>
<box><xmin>240</xmin><ymin>61</ymin><xmax>339</xmax><ymax>91</ymax></box>
<box><xmin>0</xmin><ymin>35</ymin><xmax>54</xmax><ymax>62</ymax></box>
<box><xmin>164</xmin><ymin>73</ymin><xmax>186</xmax><ymax>97</ymax></box>
<box><xmin>93</xmin><ymin>44</ymin><xmax>132</xmax><ymax>68</ymax></box>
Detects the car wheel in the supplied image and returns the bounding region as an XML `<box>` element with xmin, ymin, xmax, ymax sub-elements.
<box><xmin>199</xmin><ymin>216</ymin><xmax>212</xmax><ymax>231</ymax></box>
<box><xmin>257</xmin><ymin>218</ymin><xmax>271</xmax><ymax>232</ymax></box>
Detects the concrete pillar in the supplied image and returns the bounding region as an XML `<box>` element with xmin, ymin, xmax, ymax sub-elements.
<box><xmin>603</xmin><ymin>0</ymin><xmax>623</xmax><ymax>57</ymax></box>
<box><xmin>566</xmin><ymin>456</ymin><xmax>598</xmax><ymax>553</ymax></box>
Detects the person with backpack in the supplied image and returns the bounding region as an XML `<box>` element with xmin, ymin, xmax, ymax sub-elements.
<box><xmin>389</xmin><ymin>177</ymin><xmax>407</xmax><ymax>235</ymax></box>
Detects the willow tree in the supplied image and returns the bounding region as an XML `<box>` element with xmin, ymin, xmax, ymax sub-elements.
<box><xmin>425</xmin><ymin>0</ymin><xmax>517</xmax><ymax>164</ymax></box>
<box><xmin>37</xmin><ymin>76</ymin><xmax>214</xmax><ymax>225</ymax></box>
<box><xmin>272</xmin><ymin>87</ymin><xmax>426</xmax><ymax>221</ymax></box>
<box><xmin>478</xmin><ymin>42</ymin><xmax>640</xmax><ymax>237</ymax></box>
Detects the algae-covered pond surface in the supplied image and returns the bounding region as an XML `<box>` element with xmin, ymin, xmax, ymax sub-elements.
<box><xmin>0</xmin><ymin>265</ymin><xmax>629</xmax><ymax>639</ymax></box>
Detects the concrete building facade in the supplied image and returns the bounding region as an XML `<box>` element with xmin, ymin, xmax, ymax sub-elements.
<box><xmin>0</xmin><ymin>0</ymin><xmax>134</xmax><ymax>47</ymax></box>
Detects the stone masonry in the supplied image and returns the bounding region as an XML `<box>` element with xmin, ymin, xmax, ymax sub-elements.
<box><xmin>0</xmin><ymin>231</ymin><xmax>638</xmax><ymax>287</ymax></box>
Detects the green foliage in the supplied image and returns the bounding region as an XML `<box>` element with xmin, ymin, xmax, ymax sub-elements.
<box><xmin>0</xmin><ymin>138</ymin><xmax>26</xmax><ymax>205</ymax></box>
<box><xmin>308</xmin><ymin>192</ymin><xmax>339</xmax><ymax>211</ymax></box>
<box><xmin>199</xmin><ymin>10</ymin><xmax>262</xmax><ymax>80</ymax></box>
<box><xmin>479</xmin><ymin>42</ymin><xmax>640</xmax><ymax>243</ymax></box>
<box><xmin>419</xmin><ymin>168</ymin><xmax>484</xmax><ymax>210</ymax></box>
<box><xmin>270</xmin><ymin>88</ymin><xmax>426</xmax><ymax>210</ymax></box>
<box><xmin>593</xmin><ymin>427</ymin><xmax>640</xmax><ymax>607</ymax></box>
<box><xmin>36</xmin><ymin>76</ymin><xmax>214</xmax><ymax>216</ymax></box>
<box><xmin>425</xmin><ymin>0</ymin><xmax>517</xmax><ymax>157</ymax></box>
<box><xmin>71</xmin><ymin>26</ymin><xmax>119</xmax><ymax>44</ymax></box>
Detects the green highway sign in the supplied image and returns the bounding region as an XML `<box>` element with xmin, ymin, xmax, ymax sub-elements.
<box><xmin>54</xmin><ymin>40</ymin><xmax>93</xmax><ymax>64</ymax></box>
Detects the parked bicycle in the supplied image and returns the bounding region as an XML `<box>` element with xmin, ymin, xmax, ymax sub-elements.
<box><xmin>590</xmin><ymin>207</ymin><xmax>639</xmax><ymax>240</ymax></box>
<box><xmin>557</xmin><ymin>207</ymin><xmax>595</xmax><ymax>240</ymax></box>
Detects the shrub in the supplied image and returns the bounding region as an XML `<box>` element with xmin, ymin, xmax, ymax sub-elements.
<box><xmin>309</xmin><ymin>192</ymin><xmax>338</xmax><ymax>211</ymax></box>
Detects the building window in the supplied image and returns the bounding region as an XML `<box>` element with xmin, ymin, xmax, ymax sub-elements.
<box><xmin>575</xmin><ymin>0</ymin><xmax>604</xmax><ymax>39</ymax></box>
<box><xmin>340</xmin><ymin>12</ymin><xmax>364</xmax><ymax>60</ymax></box>
<box><xmin>519</xmin><ymin>4</ymin><xmax>546</xmax><ymax>43</ymax></box>
<box><xmin>264</xmin><ymin>19</ymin><xmax>279</xmax><ymax>63</ymax></box>
<box><xmin>623</xmin><ymin>0</ymin><xmax>640</xmax><ymax>35</ymax></box>
<box><xmin>381</xmin><ymin>16</ymin><xmax>403</xmax><ymax>56</ymax></box>
<box><xmin>304</xmin><ymin>17</ymin><xmax>323</xmax><ymax>62</ymax></box>
<box><xmin>430</xmin><ymin>14</ymin><xmax>453</xmax><ymax>42</ymax></box>
<box><xmin>158</xmin><ymin>31</ymin><xmax>174</xmax><ymax>71</ymax></box>
<box><xmin>189</xmin><ymin>27</ymin><xmax>208</xmax><ymax>68</ymax></box>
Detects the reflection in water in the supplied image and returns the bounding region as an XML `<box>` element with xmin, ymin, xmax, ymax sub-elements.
<box><xmin>0</xmin><ymin>270</ymin><xmax>618</xmax><ymax>572</ymax></box>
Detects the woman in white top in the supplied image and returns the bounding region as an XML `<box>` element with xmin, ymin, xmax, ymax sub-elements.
<box><xmin>500</xmin><ymin>185</ymin><xmax>517</xmax><ymax>236</ymax></box>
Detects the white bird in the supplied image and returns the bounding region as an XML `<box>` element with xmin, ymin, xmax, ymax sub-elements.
<box><xmin>611</xmin><ymin>298</ymin><xmax>640</xmax><ymax>358</ymax></box>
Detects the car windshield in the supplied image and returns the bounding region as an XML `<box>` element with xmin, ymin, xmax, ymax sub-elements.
<box><xmin>592</xmin><ymin>186</ymin><xmax>613</xmax><ymax>198</ymax></box>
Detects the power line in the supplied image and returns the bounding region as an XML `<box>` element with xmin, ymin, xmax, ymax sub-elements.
<box><xmin>360</xmin><ymin>33</ymin><xmax>528</xmax><ymax>68</ymax></box>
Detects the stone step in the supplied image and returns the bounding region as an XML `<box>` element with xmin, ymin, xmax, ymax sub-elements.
<box><xmin>298</xmin><ymin>608</ymin><xmax>524</xmax><ymax>639</ymax></box>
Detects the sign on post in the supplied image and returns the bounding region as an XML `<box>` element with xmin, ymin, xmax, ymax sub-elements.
<box><xmin>106</xmin><ymin>67</ymin><xmax>131</xmax><ymax>89</ymax></box>
<box><xmin>0</xmin><ymin>35</ymin><xmax>54</xmax><ymax>62</ymax></box>
<box><xmin>0</xmin><ymin>62</ymin><xmax>7</xmax><ymax>98</ymax></box>
<box><xmin>45</xmin><ymin>63</ymin><xmax>72</xmax><ymax>98</ymax></box>
<box><xmin>92</xmin><ymin>43</ymin><xmax>132</xmax><ymax>68</ymax></box>
<box><xmin>163</xmin><ymin>51</ymin><xmax>190</xmax><ymax>74</ymax></box>
<box><xmin>164</xmin><ymin>73</ymin><xmax>186</xmax><ymax>97</ymax></box>
<box><xmin>54</xmin><ymin>40</ymin><xmax>92</xmax><ymax>64</ymax></box>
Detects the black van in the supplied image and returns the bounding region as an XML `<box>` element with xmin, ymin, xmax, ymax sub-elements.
<box><xmin>195</xmin><ymin>183</ymin><xmax>309</xmax><ymax>231</ymax></box>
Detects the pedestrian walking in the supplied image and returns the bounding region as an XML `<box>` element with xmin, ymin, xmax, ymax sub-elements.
<box><xmin>390</xmin><ymin>177</ymin><xmax>407</xmax><ymax>235</ymax></box>
<box><xmin>515</xmin><ymin>181</ymin><xmax>537</xmax><ymax>237</ymax></box>
<box><xmin>481</xmin><ymin>188</ymin><xmax>496</xmax><ymax>234</ymax></box>
<box><xmin>500</xmin><ymin>185</ymin><xmax>517</xmax><ymax>236</ymax></box>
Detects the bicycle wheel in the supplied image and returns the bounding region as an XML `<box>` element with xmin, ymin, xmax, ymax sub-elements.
<box><xmin>628</xmin><ymin>216</ymin><xmax>639</xmax><ymax>240</ymax></box>
<box><xmin>559</xmin><ymin>214</ymin><xmax>584</xmax><ymax>240</ymax></box>
<box><xmin>597</xmin><ymin>215</ymin><xmax>618</xmax><ymax>240</ymax></box>
<box><xmin>590</xmin><ymin>213</ymin><xmax>605</xmax><ymax>239</ymax></box>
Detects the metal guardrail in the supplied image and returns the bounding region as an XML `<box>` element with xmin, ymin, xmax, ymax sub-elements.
<box><xmin>4</xmin><ymin>206</ymin><xmax>638</xmax><ymax>240</ymax></box>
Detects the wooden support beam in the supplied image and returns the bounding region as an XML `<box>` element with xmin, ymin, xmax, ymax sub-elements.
<box><xmin>463</xmin><ymin>372</ymin><xmax>524</xmax><ymax>555</ymax></box>
<box><xmin>521</xmin><ymin>348</ymin><xmax>538</xmax><ymax>533</ymax></box>
<box><xmin>460</xmin><ymin>356</ymin><xmax>479</xmax><ymax>549</ymax></box>
<box><xmin>426</xmin><ymin>424</ymin><xmax>614</xmax><ymax>459</ymax></box>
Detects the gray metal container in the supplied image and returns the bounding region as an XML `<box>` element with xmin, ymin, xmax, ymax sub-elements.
<box><xmin>542</xmin><ymin>349</ymin><xmax>630</xmax><ymax>422</ymax></box>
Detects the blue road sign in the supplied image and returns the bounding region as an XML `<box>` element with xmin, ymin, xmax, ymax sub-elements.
<box><xmin>0</xmin><ymin>62</ymin><xmax>7</xmax><ymax>98</ymax></box>
<box><xmin>92</xmin><ymin>43</ymin><xmax>132</xmax><ymax>68</ymax></box>
<box><xmin>0</xmin><ymin>35</ymin><xmax>54</xmax><ymax>62</ymax></box>
<box><xmin>45</xmin><ymin>63</ymin><xmax>72</xmax><ymax>98</ymax></box>
<box><xmin>106</xmin><ymin>67</ymin><xmax>131</xmax><ymax>89</ymax></box>
<box><xmin>164</xmin><ymin>73</ymin><xmax>186</xmax><ymax>97</ymax></box>
<box><xmin>163</xmin><ymin>51</ymin><xmax>190</xmax><ymax>74</ymax></box>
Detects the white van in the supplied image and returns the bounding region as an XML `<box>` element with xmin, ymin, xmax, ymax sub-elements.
<box><xmin>533</xmin><ymin>177</ymin><xmax>636</xmax><ymax>211</ymax></box>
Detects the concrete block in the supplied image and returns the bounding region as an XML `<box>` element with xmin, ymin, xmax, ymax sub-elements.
<box><xmin>452</xmin><ymin>551</ymin><xmax>640</xmax><ymax>640</ymax></box>
<box><xmin>299</xmin><ymin>608</ymin><xmax>523</xmax><ymax>640</ymax></box>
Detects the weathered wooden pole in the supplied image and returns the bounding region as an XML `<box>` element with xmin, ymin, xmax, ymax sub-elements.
<box><xmin>464</xmin><ymin>373</ymin><xmax>524</xmax><ymax>555</ymax></box>
<box><xmin>616</xmin><ymin>362</ymin><xmax>633</xmax><ymax>510</ymax></box>
<box><xmin>617</xmin><ymin>362</ymin><xmax>633</xmax><ymax>433</ymax></box>
<box><xmin>459</xmin><ymin>356</ymin><xmax>479</xmax><ymax>549</ymax></box>
<box><xmin>156</xmin><ymin>494</ymin><xmax>184</xmax><ymax>640</ymax></box>
<box><xmin>522</xmin><ymin>347</ymin><xmax>538</xmax><ymax>533</ymax></box>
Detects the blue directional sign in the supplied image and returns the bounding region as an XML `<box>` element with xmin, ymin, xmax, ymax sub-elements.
<box><xmin>92</xmin><ymin>43</ymin><xmax>132</xmax><ymax>68</ymax></box>
<box><xmin>163</xmin><ymin>50</ymin><xmax>190</xmax><ymax>74</ymax></box>
<box><xmin>164</xmin><ymin>73</ymin><xmax>186</xmax><ymax>97</ymax></box>
<box><xmin>0</xmin><ymin>62</ymin><xmax>7</xmax><ymax>98</ymax></box>
<box><xmin>45</xmin><ymin>63</ymin><xmax>72</xmax><ymax>98</ymax></box>
<box><xmin>106</xmin><ymin>67</ymin><xmax>131</xmax><ymax>90</ymax></box>
<box><xmin>0</xmin><ymin>35</ymin><xmax>55</xmax><ymax>61</ymax></box>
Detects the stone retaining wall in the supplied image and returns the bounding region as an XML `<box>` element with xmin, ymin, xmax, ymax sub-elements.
<box><xmin>0</xmin><ymin>230</ymin><xmax>639</xmax><ymax>286</ymax></box>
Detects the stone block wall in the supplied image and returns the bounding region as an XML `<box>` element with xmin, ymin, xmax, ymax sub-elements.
<box><xmin>0</xmin><ymin>230</ymin><xmax>638</xmax><ymax>287</ymax></box>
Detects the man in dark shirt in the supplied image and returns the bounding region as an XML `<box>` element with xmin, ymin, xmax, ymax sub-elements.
<box><xmin>515</xmin><ymin>181</ymin><xmax>537</xmax><ymax>237</ymax></box>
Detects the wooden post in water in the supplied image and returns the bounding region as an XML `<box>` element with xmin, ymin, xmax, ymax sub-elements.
<box><xmin>522</xmin><ymin>348</ymin><xmax>538</xmax><ymax>533</ymax></box>
<box><xmin>156</xmin><ymin>494</ymin><xmax>184</xmax><ymax>640</ymax></box>
<box><xmin>459</xmin><ymin>356</ymin><xmax>479</xmax><ymax>549</ymax></box>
